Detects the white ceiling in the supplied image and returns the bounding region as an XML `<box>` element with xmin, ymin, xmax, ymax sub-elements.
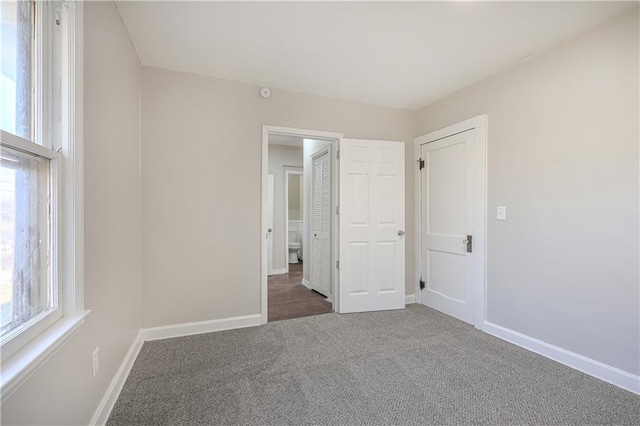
<box><xmin>116</xmin><ymin>1</ymin><xmax>634</xmax><ymax>110</ymax></box>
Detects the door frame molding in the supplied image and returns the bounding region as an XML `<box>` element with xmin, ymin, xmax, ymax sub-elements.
<box><xmin>283</xmin><ymin>167</ymin><xmax>303</xmax><ymax>274</ymax></box>
<box><xmin>261</xmin><ymin>125</ymin><xmax>343</xmax><ymax>324</ymax></box>
<box><xmin>267</xmin><ymin>174</ymin><xmax>275</xmax><ymax>276</ymax></box>
<box><xmin>413</xmin><ymin>115</ymin><xmax>487</xmax><ymax>329</ymax></box>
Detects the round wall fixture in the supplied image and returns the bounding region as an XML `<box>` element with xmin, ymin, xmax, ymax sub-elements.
<box><xmin>260</xmin><ymin>87</ymin><xmax>271</xmax><ymax>99</ymax></box>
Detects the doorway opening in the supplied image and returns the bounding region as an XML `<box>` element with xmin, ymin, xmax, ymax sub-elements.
<box><xmin>262</xmin><ymin>127</ymin><xmax>341</xmax><ymax>323</ymax></box>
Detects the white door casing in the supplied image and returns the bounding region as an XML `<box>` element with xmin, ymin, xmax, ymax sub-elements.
<box><xmin>267</xmin><ymin>174</ymin><xmax>274</xmax><ymax>275</ymax></box>
<box><xmin>310</xmin><ymin>149</ymin><xmax>331</xmax><ymax>297</ymax></box>
<box><xmin>415</xmin><ymin>115</ymin><xmax>486</xmax><ymax>329</ymax></box>
<box><xmin>261</xmin><ymin>126</ymin><xmax>343</xmax><ymax>324</ymax></box>
<box><xmin>339</xmin><ymin>139</ymin><xmax>405</xmax><ymax>313</ymax></box>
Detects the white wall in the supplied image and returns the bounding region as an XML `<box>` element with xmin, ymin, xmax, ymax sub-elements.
<box><xmin>1</xmin><ymin>2</ymin><xmax>142</xmax><ymax>424</ymax></box>
<box><xmin>302</xmin><ymin>139</ymin><xmax>333</xmax><ymax>286</ymax></box>
<box><xmin>268</xmin><ymin>144</ymin><xmax>303</xmax><ymax>271</ymax></box>
<box><xmin>416</xmin><ymin>10</ymin><xmax>639</xmax><ymax>375</ymax></box>
<box><xmin>141</xmin><ymin>66</ymin><xmax>416</xmax><ymax>328</ymax></box>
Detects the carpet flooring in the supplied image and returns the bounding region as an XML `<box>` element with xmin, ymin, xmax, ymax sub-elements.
<box><xmin>108</xmin><ymin>304</ymin><xmax>640</xmax><ymax>425</ymax></box>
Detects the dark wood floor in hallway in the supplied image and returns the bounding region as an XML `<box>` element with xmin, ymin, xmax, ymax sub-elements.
<box><xmin>268</xmin><ymin>262</ymin><xmax>333</xmax><ymax>322</ymax></box>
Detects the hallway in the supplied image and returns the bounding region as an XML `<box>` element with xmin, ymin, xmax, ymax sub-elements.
<box><xmin>268</xmin><ymin>263</ymin><xmax>333</xmax><ymax>322</ymax></box>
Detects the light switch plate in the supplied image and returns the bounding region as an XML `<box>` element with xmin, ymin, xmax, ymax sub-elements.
<box><xmin>497</xmin><ymin>206</ymin><xmax>506</xmax><ymax>221</ymax></box>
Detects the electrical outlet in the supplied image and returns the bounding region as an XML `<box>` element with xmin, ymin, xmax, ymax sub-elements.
<box><xmin>92</xmin><ymin>347</ymin><xmax>99</xmax><ymax>378</ymax></box>
<box><xmin>497</xmin><ymin>206</ymin><xmax>507</xmax><ymax>221</ymax></box>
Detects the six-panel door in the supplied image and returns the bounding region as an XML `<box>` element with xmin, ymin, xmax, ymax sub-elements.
<box><xmin>339</xmin><ymin>139</ymin><xmax>405</xmax><ymax>313</ymax></box>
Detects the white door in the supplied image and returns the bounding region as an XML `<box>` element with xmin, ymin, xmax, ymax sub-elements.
<box><xmin>339</xmin><ymin>139</ymin><xmax>405</xmax><ymax>313</ymax></box>
<box><xmin>419</xmin><ymin>129</ymin><xmax>476</xmax><ymax>324</ymax></box>
<box><xmin>310</xmin><ymin>150</ymin><xmax>331</xmax><ymax>297</ymax></box>
<box><xmin>267</xmin><ymin>174</ymin><xmax>274</xmax><ymax>275</ymax></box>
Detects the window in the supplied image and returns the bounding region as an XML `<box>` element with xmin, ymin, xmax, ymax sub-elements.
<box><xmin>0</xmin><ymin>0</ymin><xmax>84</xmax><ymax>392</ymax></box>
<box><xmin>1</xmin><ymin>144</ymin><xmax>58</xmax><ymax>349</ymax></box>
<box><xmin>1</xmin><ymin>0</ymin><xmax>61</xmax><ymax>360</ymax></box>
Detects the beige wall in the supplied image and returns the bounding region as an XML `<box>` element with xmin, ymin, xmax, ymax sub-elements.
<box><xmin>141</xmin><ymin>66</ymin><xmax>416</xmax><ymax>327</ymax></box>
<box><xmin>416</xmin><ymin>10</ymin><xmax>639</xmax><ymax>374</ymax></box>
<box><xmin>1</xmin><ymin>2</ymin><xmax>142</xmax><ymax>425</ymax></box>
<box><xmin>5</xmin><ymin>7</ymin><xmax>637</xmax><ymax>425</ymax></box>
<box><xmin>288</xmin><ymin>175</ymin><xmax>302</xmax><ymax>221</ymax></box>
<box><xmin>268</xmin><ymin>144</ymin><xmax>303</xmax><ymax>271</ymax></box>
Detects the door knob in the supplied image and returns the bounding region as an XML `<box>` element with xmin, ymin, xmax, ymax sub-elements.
<box><xmin>397</xmin><ymin>230</ymin><xmax>405</xmax><ymax>236</ymax></box>
<box><xmin>268</xmin><ymin>228</ymin><xmax>272</xmax><ymax>233</ymax></box>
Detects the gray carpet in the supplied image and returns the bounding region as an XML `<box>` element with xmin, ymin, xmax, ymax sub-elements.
<box><xmin>108</xmin><ymin>304</ymin><xmax>640</xmax><ymax>425</ymax></box>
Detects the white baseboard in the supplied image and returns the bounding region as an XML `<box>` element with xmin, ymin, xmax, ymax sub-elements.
<box><xmin>405</xmin><ymin>294</ymin><xmax>416</xmax><ymax>305</ymax></box>
<box><xmin>269</xmin><ymin>268</ymin><xmax>287</xmax><ymax>276</ymax></box>
<box><xmin>483</xmin><ymin>321</ymin><xmax>640</xmax><ymax>395</ymax></box>
<box><xmin>301</xmin><ymin>278</ymin><xmax>311</xmax><ymax>289</ymax></box>
<box><xmin>90</xmin><ymin>330</ymin><xmax>144</xmax><ymax>426</ymax></box>
<box><xmin>141</xmin><ymin>314</ymin><xmax>262</xmax><ymax>341</ymax></box>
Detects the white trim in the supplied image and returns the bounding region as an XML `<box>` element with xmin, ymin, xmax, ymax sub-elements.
<box><xmin>284</xmin><ymin>167</ymin><xmax>303</xmax><ymax>274</ymax></box>
<box><xmin>405</xmin><ymin>294</ymin><xmax>416</xmax><ymax>305</ymax></box>
<box><xmin>483</xmin><ymin>321</ymin><xmax>640</xmax><ymax>395</ymax></box>
<box><xmin>414</xmin><ymin>115</ymin><xmax>487</xmax><ymax>329</ymax></box>
<box><xmin>262</xmin><ymin>126</ymin><xmax>343</xmax><ymax>325</ymax></box>
<box><xmin>0</xmin><ymin>130</ymin><xmax>59</xmax><ymax>159</ymax></box>
<box><xmin>0</xmin><ymin>310</ymin><xmax>90</xmax><ymax>403</ymax></box>
<box><xmin>141</xmin><ymin>314</ymin><xmax>262</xmax><ymax>341</ymax></box>
<box><xmin>61</xmin><ymin>0</ymin><xmax>85</xmax><ymax>315</ymax></box>
<box><xmin>301</xmin><ymin>278</ymin><xmax>311</xmax><ymax>289</ymax></box>
<box><xmin>269</xmin><ymin>268</ymin><xmax>287</xmax><ymax>276</ymax></box>
<box><xmin>89</xmin><ymin>331</ymin><xmax>144</xmax><ymax>426</ymax></box>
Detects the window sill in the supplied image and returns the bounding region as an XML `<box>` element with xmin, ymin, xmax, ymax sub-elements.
<box><xmin>1</xmin><ymin>310</ymin><xmax>91</xmax><ymax>402</ymax></box>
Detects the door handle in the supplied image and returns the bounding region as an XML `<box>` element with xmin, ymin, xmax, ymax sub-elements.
<box><xmin>268</xmin><ymin>228</ymin><xmax>272</xmax><ymax>233</ymax></box>
<box><xmin>463</xmin><ymin>235</ymin><xmax>472</xmax><ymax>253</ymax></box>
<box><xmin>397</xmin><ymin>230</ymin><xmax>405</xmax><ymax>236</ymax></box>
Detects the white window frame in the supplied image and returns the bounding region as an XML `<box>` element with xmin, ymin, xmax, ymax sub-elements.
<box><xmin>0</xmin><ymin>132</ymin><xmax>62</xmax><ymax>362</ymax></box>
<box><xmin>0</xmin><ymin>0</ymin><xmax>87</xmax><ymax>402</ymax></box>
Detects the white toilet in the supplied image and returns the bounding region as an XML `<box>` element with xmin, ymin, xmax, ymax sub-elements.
<box><xmin>288</xmin><ymin>229</ymin><xmax>301</xmax><ymax>264</ymax></box>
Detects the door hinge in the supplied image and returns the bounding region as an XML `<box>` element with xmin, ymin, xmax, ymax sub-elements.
<box><xmin>336</xmin><ymin>260</ymin><xmax>340</xmax><ymax>269</ymax></box>
<box><xmin>336</xmin><ymin>205</ymin><xmax>340</xmax><ymax>215</ymax></box>
<box><xmin>336</xmin><ymin>150</ymin><xmax>340</xmax><ymax>160</ymax></box>
<box><xmin>419</xmin><ymin>278</ymin><xmax>425</xmax><ymax>290</ymax></box>
<box><xmin>418</xmin><ymin>158</ymin><xmax>425</xmax><ymax>169</ymax></box>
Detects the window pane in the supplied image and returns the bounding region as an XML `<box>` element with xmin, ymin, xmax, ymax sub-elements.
<box><xmin>0</xmin><ymin>145</ymin><xmax>52</xmax><ymax>341</ymax></box>
<box><xmin>1</xmin><ymin>0</ymin><xmax>35</xmax><ymax>141</ymax></box>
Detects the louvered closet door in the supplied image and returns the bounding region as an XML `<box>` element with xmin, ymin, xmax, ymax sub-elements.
<box><xmin>310</xmin><ymin>150</ymin><xmax>331</xmax><ymax>298</ymax></box>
